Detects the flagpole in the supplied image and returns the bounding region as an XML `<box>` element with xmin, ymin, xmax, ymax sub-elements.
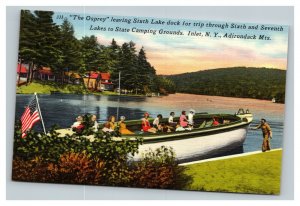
<box><xmin>35</xmin><ymin>92</ymin><xmax>46</xmax><ymax>134</ymax></box>
<box><xmin>118</xmin><ymin>71</ymin><xmax>121</xmax><ymax>96</ymax></box>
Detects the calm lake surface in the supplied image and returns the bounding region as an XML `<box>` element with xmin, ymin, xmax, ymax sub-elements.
<box><xmin>15</xmin><ymin>93</ymin><xmax>284</xmax><ymax>153</ymax></box>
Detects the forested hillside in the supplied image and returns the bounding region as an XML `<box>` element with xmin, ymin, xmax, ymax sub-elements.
<box><xmin>165</xmin><ymin>67</ymin><xmax>286</xmax><ymax>103</ymax></box>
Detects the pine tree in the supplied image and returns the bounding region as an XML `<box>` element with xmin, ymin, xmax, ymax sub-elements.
<box><xmin>58</xmin><ymin>19</ymin><xmax>82</xmax><ymax>84</ymax></box>
<box><xmin>119</xmin><ymin>42</ymin><xmax>140</xmax><ymax>93</ymax></box>
<box><xmin>34</xmin><ymin>11</ymin><xmax>62</xmax><ymax>71</ymax></box>
<box><xmin>18</xmin><ymin>10</ymin><xmax>38</xmax><ymax>85</ymax></box>
<box><xmin>80</xmin><ymin>35</ymin><xmax>101</xmax><ymax>72</ymax></box>
<box><xmin>137</xmin><ymin>47</ymin><xmax>156</xmax><ymax>93</ymax></box>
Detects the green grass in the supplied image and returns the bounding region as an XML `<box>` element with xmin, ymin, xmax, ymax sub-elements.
<box><xmin>17</xmin><ymin>81</ymin><xmax>88</xmax><ymax>94</ymax></box>
<box><xmin>17</xmin><ymin>81</ymin><xmax>147</xmax><ymax>96</ymax></box>
<box><xmin>182</xmin><ymin>150</ymin><xmax>282</xmax><ymax>195</ymax></box>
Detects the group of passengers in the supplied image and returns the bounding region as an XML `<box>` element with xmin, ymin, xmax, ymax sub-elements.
<box><xmin>71</xmin><ymin>114</ymin><xmax>134</xmax><ymax>135</ymax></box>
<box><xmin>71</xmin><ymin>109</ymin><xmax>221</xmax><ymax>135</ymax></box>
<box><xmin>141</xmin><ymin>109</ymin><xmax>220</xmax><ymax>134</ymax></box>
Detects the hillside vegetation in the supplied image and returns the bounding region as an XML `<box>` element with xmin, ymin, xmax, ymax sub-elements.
<box><xmin>165</xmin><ymin>67</ymin><xmax>286</xmax><ymax>103</ymax></box>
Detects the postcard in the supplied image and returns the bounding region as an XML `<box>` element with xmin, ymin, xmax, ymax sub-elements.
<box><xmin>13</xmin><ymin>10</ymin><xmax>288</xmax><ymax>195</ymax></box>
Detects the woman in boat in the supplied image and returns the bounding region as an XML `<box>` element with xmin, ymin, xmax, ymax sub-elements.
<box><xmin>118</xmin><ymin>116</ymin><xmax>134</xmax><ymax>135</ymax></box>
<box><xmin>141</xmin><ymin>112</ymin><xmax>157</xmax><ymax>133</ymax></box>
<box><xmin>175</xmin><ymin>122</ymin><xmax>186</xmax><ymax>131</ymax></box>
<box><xmin>168</xmin><ymin>112</ymin><xmax>177</xmax><ymax>127</ymax></box>
<box><xmin>212</xmin><ymin>117</ymin><xmax>220</xmax><ymax>126</ymax></box>
<box><xmin>108</xmin><ymin>115</ymin><xmax>117</xmax><ymax>130</ymax></box>
<box><xmin>90</xmin><ymin>114</ymin><xmax>99</xmax><ymax>132</ymax></box>
<box><xmin>179</xmin><ymin>111</ymin><xmax>188</xmax><ymax>128</ymax></box>
<box><xmin>102</xmin><ymin>122</ymin><xmax>114</xmax><ymax>133</ymax></box>
<box><xmin>71</xmin><ymin>115</ymin><xmax>85</xmax><ymax>133</ymax></box>
<box><xmin>153</xmin><ymin>114</ymin><xmax>163</xmax><ymax>131</ymax></box>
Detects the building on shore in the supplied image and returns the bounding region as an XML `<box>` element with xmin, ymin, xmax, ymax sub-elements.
<box><xmin>16</xmin><ymin>63</ymin><xmax>28</xmax><ymax>85</ymax></box>
<box><xmin>83</xmin><ymin>72</ymin><xmax>114</xmax><ymax>91</ymax></box>
<box><xmin>37</xmin><ymin>67</ymin><xmax>56</xmax><ymax>81</ymax></box>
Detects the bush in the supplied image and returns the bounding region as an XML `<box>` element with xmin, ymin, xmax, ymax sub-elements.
<box><xmin>129</xmin><ymin>146</ymin><xmax>192</xmax><ymax>189</ymax></box>
<box><xmin>51</xmin><ymin>152</ymin><xmax>105</xmax><ymax>184</ymax></box>
<box><xmin>12</xmin><ymin>121</ymin><xmax>191</xmax><ymax>189</ymax></box>
<box><xmin>12</xmin><ymin>156</ymin><xmax>57</xmax><ymax>183</ymax></box>
<box><xmin>13</xmin><ymin>120</ymin><xmax>141</xmax><ymax>163</ymax></box>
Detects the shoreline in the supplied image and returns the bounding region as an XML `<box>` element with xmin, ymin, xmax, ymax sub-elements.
<box><xmin>16</xmin><ymin>81</ymin><xmax>285</xmax><ymax>103</ymax></box>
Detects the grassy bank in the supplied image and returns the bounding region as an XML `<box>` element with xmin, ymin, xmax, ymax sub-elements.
<box><xmin>16</xmin><ymin>81</ymin><xmax>145</xmax><ymax>96</ymax></box>
<box><xmin>17</xmin><ymin>81</ymin><xmax>88</xmax><ymax>94</ymax></box>
<box><xmin>182</xmin><ymin>149</ymin><xmax>282</xmax><ymax>194</ymax></box>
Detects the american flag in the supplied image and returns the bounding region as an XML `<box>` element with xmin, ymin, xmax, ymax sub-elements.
<box><xmin>20</xmin><ymin>95</ymin><xmax>41</xmax><ymax>138</ymax></box>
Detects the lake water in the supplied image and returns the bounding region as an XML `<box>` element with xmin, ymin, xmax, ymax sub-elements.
<box><xmin>15</xmin><ymin>93</ymin><xmax>284</xmax><ymax>153</ymax></box>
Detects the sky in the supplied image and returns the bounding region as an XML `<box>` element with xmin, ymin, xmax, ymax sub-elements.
<box><xmin>53</xmin><ymin>11</ymin><xmax>289</xmax><ymax>75</ymax></box>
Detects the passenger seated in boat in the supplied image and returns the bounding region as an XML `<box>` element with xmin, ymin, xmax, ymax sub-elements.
<box><xmin>176</xmin><ymin>122</ymin><xmax>193</xmax><ymax>132</ymax></box>
<box><xmin>71</xmin><ymin>115</ymin><xmax>85</xmax><ymax>133</ymax></box>
<box><xmin>175</xmin><ymin>122</ymin><xmax>185</xmax><ymax>131</ymax></box>
<box><xmin>153</xmin><ymin>114</ymin><xmax>163</xmax><ymax>131</ymax></box>
<box><xmin>102</xmin><ymin>122</ymin><xmax>114</xmax><ymax>133</ymax></box>
<box><xmin>118</xmin><ymin>116</ymin><xmax>134</xmax><ymax>135</ymax></box>
<box><xmin>108</xmin><ymin>115</ymin><xmax>117</xmax><ymax>130</ymax></box>
<box><xmin>161</xmin><ymin>123</ymin><xmax>172</xmax><ymax>133</ymax></box>
<box><xmin>188</xmin><ymin>109</ymin><xmax>195</xmax><ymax>126</ymax></box>
<box><xmin>212</xmin><ymin>117</ymin><xmax>220</xmax><ymax>126</ymax></box>
<box><xmin>141</xmin><ymin>112</ymin><xmax>157</xmax><ymax>133</ymax></box>
<box><xmin>223</xmin><ymin>119</ymin><xmax>230</xmax><ymax>124</ymax></box>
<box><xmin>186</xmin><ymin>123</ymin><xmax>194</xmax><ymax>130</ymax></box>
<box><xmin>168</xmin><ymin>112</ymin><xmax>177</xmax><ymax>127</ymax></box>
<box><xmin>90</xmin><ymin>114</ymin><xmax>99</xmax><ymax>132</ymax></box>
<box><xmin>180</xmin><ymin>111</ymin><xmax>188</xmax><ymax>127</ymax></box>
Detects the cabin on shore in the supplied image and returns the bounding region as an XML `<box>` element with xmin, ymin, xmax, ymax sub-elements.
<box><xmin>37</xmin><ymin>67</ymin><xmax>56</xmax><ymax>81</ymax></box>
<box><xmin>64</xmin><ymin>71</ymin><xmax>81</xmax><ymax>85</ymax></box>
<box><xmin>83</xmin><ymin>72</ymin><xmax>114</xmax><ymax>91</ymax></box>
<box><xmin>16</xmin><ymin>64</ymin><xmax>114</xmax><ymax>91</ymax></box>
<box><xmin>16</xmin><ymin>63</ymin><xmax>28</xmax><ymax>85</ymax></box>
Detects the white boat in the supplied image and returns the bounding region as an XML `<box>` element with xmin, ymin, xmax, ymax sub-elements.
<box><xmin>56</xmin><ymin>110</ymin><xmax>253</xmax><ymax>163</ymax></box>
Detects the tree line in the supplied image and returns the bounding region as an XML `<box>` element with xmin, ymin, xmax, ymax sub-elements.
<box><xmin>18</xmin><ymin>10</ymin><xmax>175</xmax><ymax>94</ymax></box>
<box><xmin>165</xmin><ymin>67</ymin><xmax>286</xmax><ymax>103</ymax></box>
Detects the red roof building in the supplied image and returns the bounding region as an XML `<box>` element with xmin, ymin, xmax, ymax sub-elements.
<box><xmin>89</xmin><ymin>72</ymin><xmax>100</xmax><ymax>79</ymax></box>
<box><xmin>100</xmin><ymin>73</ymin><xmax>113</xmax><ymax>85</ymax></box>
<box><xmin>39</xmin><ymin>67</ymin><xmax>53</xmax><ymax>75</ymax></box>
<box><xmin>38</xmin><ymin>67</ymin><xmax>55</xmax><ymax>81</ymax></box>
<box><xmin>17</xmin><ymin>64</ymin><xmax>28</xmax><ymax>74</ymax></box>
<box><xmin>16</xmin><ymin>64</ymin><xmax>28</xmax><ymax>85</ymax></box>
<box><xmin>83</xmin><ymin>71</ymin><xmax>114</xmax><ymax>91</ymax></box>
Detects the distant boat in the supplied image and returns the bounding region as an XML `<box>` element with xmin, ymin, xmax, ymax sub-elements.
<box><xmin>272</xmin><ymin>98</ymin><xmax>276</xmax><ymax>103</ymax></box>
<box><xmin>56</xmin><ymin>109</ymin><xmax>253</xmax><ymax>163</ymax></box>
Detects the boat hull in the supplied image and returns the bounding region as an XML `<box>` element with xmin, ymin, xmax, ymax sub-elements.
<box><xmin>133</xmin><ymin>124</ymin><xmax>249</xmax><ymax>163</ymax></box>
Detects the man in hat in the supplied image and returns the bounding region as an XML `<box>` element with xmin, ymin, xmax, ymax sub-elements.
<box><xmin>255</xmin><ymin>118</ymin><xmax>272</xmax><ymax>152</ymax></box>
